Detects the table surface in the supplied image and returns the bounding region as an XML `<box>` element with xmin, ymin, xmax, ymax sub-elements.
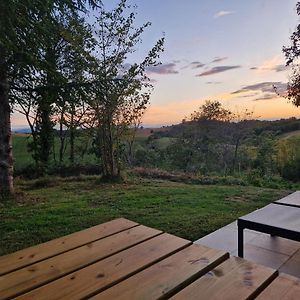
<box><xmin>1</xmin><ymin>218</ymin><xmax>299</xmax><ymax>300</ymax></box>
<box><xmin>238</xmin><ymin>203</ymin><xmax>300</xmax><ymax>233</ymax></box>
<box><xmin>275</xmin><ymin>191</ymin><xmax>300</xmax><ymax>208</ymax></box>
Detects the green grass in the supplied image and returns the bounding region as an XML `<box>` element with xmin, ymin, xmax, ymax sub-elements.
<box><xmin>152</xmin><ymin>137</ymin><xmax>176</xmax><ymax>150</ymax></box>
<box><xmin>0</xmin><ymin>176</ymin><xmax>291</xmax><ymax>256</ymax></box>
<box><xmin>280</xmin><ymin>130</ymin><xmax>300</xmax><ymax>139</ymax></box>
<box><xmin>12</xmin><ymin>135</ymin><xmax>34</xmax><ymax>169</ymax></box>
<box><xmin>12</xmin><ymin>134</ymin><xmax>98</xmax><ymax>171</ymax></box>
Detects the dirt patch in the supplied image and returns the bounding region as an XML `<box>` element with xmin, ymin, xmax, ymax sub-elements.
<box><xmin>225</xmin><ymin>196</ymin><xmax>249</xmax><ymax>203</ymax></box>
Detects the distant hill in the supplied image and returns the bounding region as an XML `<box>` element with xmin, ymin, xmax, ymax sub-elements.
<box><xmin>12</xmin><ymin>127</ymin><xmax>31</xmax><ymax>134</ymax></box>
<box><xmin>151</xmin><ymin>118</ymin><xmax>300</xmax><ymax>140</ymax></box>
<box><xmin>135</xmin><ymin>127</ymin><xmax>170</xmax><ymax>138</ymax></box>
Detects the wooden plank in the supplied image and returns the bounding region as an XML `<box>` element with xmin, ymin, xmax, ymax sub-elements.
<box><xmin>0</xmin><ymin>225</ymin><xmax>161</xmax><ymax>300</ymax></box>
<box><xmin>0</xmin><ymin>218</ymin><xmax>137</xmax><ymax>276</ymax></box>
<box><xmin>15</xmin><ymin>233</ymin><xmax>191</xmax><ymax>300</ymax></box>
<box><xmin>90</xmin><ymin>244</ymin><xmax>229</xmax><ymax>300</ymax></box>
<box><xmin>171</xmin><ymin>256</ymin><xmax>277</xmax><ymax>300</ymax></box>
<box><xmin>257</xmin><ymin>273</ymin><xmax>300</xmax><ymax>300</ymax></box>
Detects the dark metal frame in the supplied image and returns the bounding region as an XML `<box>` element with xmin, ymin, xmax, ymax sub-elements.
<box><xmin>237</xmin><ymin>218</ymin><xmax>300</xmax><ymax>258</ymax></box>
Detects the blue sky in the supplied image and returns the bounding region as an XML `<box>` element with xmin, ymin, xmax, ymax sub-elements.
<box><xmin>12</xmin><ymin>0</ymin><xmax>300</xmax><ymax>127</ymax></box>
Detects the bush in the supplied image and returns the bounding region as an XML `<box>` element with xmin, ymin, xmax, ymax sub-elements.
<box><xmin>131</xmin><ymin>167</ymin><xmax>246</xmax><ymax>186</ymax></box>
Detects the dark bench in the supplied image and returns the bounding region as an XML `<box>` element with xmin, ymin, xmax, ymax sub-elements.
<box><xmin>238</xmin><ymin>203</ymin><xmax>300</xmax><ymax>258</ymax></box>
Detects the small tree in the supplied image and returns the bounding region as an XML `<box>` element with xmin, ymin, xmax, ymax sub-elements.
<box><xmin>89</xmin><ymin>0</ymin><xmax>164</xmax><ymax>181</ymax></box>
<box><xmin>190</xmin><ymin>100</ymin><xmax>234</xmax><ymax>122</ymax></box>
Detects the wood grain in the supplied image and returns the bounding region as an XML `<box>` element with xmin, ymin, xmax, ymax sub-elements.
<box><xmin>90</xmin><ymin>244</ymin><xmax>229</xmax><ymax>300</ymax></box>
<box><xmin>0</xmin><ymin>218</ymin><xmax>137</xmax><ymax>276</ymax></box>
<box><xmin>171</xmin><ymin>256</ymin><xmax>277</xmax><ymax>300</ymax></box>
<box><xmin>257</xmin><ymin>273</ymin><xmax>300</xmax><ymax>300</ymax></box>
<box><xmin>0</xmin><ymin>225</ymin><xmax>160</xmax><ymax>300</ymax></box>
<box><xmin>15</xmin><ymin>233</ymin><xmax>191</xmax><ymax>300</ymax></box>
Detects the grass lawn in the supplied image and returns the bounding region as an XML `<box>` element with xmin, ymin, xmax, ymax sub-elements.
<box><xmin>0</xmin><ymin>176</ymin><xmax>292</xmax><ymax>256</ymax></box>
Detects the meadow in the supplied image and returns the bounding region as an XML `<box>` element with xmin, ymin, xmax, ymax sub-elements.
<box><xmin>2</xmin><ymin>127</ymin><xmax>298</xmax><ymax>256</ymax></box>
<box><xmin>0</xmin><ymin>176</ymin><xmax>290</xmax><ymax>255</ymax></box>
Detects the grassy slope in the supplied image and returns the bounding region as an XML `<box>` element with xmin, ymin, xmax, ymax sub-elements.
<box><xmin>0</xmin><ymin>176</ymin><xmax>291</xmax><ymax>256</ymax></box>
<box><xmin>12</xmin><ymin>134</ymin><xmax>98</xmax><ymax>171</ymax></box>
<box><xmin>280</xmin><ymin>130</ymin><xmax>300</xmax><ymax>139</ymax></box>
<box><xmin>12</xmin><ymin>135</ymin><xmax>34</xmax><ymax>169</ymax></box>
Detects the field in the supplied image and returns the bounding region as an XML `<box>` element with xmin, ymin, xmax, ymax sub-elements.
<box><xmin>0</xmin><ymin>176</ymin><xmax>290</xmax><ymax>256</ymax></box>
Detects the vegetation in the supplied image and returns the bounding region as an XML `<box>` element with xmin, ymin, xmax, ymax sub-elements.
<box><xmin>0</xmin><ymin>0</ymin><xmax>164</xmax><ymax>195</ymax></box>
<box><xmin>1</xmin><ymin>0</ymin><xmax>300</xmax><ymax>257</ymax></box>
<box><xmin>283</xmin><ymin>1</ymin><xmax>300</xmax><ymax>107</ymax></box>
<box><xmin>0</xmin><ymin>176</ymin><xmax>291</xmax><ymax>255</ymax></box>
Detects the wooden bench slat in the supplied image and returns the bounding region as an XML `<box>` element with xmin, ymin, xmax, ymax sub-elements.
<box><xmin>171</xmin><ymin>256</ymin><xmax>277</xmax><ymax>300</ymax></box>
<box><xmin>256</xmin><ymin>273</ymin><xmax>300</xmax><ymax>300</ymax></box>
<box><xmin>0</xmin><ymin>225</ymin><xmax>161</xmax><ymax>300</ymax></box>
<box><xmin>14</xmin><ymin>233</ymin><xmax>191</xmax><ymax>300</ymax></box>
<box><xmin>0</xmin><ymin>218</ymin><xmax>137</xmax><ymax>276</ymax></box>
<box><xmin>90</xmin><ymin>244</ymin><xmax>229</xmax><ymax>300</ymax></box>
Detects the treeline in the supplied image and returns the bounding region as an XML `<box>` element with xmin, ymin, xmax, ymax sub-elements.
<box><xmin>129</xmin><ymin>103</ymin><xmax>300</xmax><ymax>182</ymax></box>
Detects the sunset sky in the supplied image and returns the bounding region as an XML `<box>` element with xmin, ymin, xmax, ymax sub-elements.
<box><xmin>11</xmin><ymin>0</ymin><xmax>300</xmax><ymax>128</ymax></box>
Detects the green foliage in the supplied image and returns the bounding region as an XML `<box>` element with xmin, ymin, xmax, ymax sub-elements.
<box><xmin>283</xmin><ymin>1</ymin><xmax>300</xmax><ymax>106</ymax></box>
<box><xmin>87</xmin><ymin>0</ymin><xmax>164</xmax><ymax>180</ymax></box>
<box><xmin>190</xmin><ymin>100</ymin><xmax>234</xmax><ymax>122</ymax></box>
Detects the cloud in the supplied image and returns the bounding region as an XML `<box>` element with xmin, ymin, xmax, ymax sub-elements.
<box><xmin>250</xmin><ymin>64</ymin><xmax>288</xmax><ymax>72</ymax></box>
<box><xmin>239</xmin><ymin>81</ymin><xmax>287</xmax><ymax>94</ymax></box>
<box><xmin>253</xmin><ymin>93</ymin><xmax>278</xmax><ymax>101</ymax></box>
<box><xmin>182</xmin><ymin>57</ymin><xmax>229</xmax><ymax>71</ymax></box>
<box><xmin>206</xmin><ymin>81</ymin><xmax>222</xmax><ymax>84</ymax></box>
<box><xmin>181</xmin><ymin>61</ymin><xmax>206</xmax><ymax>70</ymax></box>
<box><xmin>196</xmin><ymin>65</ymin><xmax>241</xmax><ymax>77</ymax></box>
<box><xmin>272</xmin><ymin>64</ymin><xmax>288</xmax><ymax>72</ymax></box>
<box><xmin>190</xmin><ymin>61</ymin><xmax>206</xmax><ymax>69</ymax></box>
<box><xmin>211</xmin><ymin>57</ymin><xmax>228</xmax><ymax>63</ymax></box>
<box><xmin>146</xmin><ymin>63</ymin><xmax>179</xmax><ymax>75</ymax></box>
<box><xmin>231</xmin><ymin>82</ymin><xmax>287</xmax><ymax>102</ymax></box>
<box><xmin>214</xmin><ymin>11</ymin><xmax>235</xmax><ymax>18</ymax></box>
<box><xmin>251</xmin><ymin>56</ymin><xmax>290</xmax><ymax>74</ymax></box>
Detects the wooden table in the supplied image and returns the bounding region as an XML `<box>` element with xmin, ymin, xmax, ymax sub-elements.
<box><xmin>237</xmin><ymin>204</ymin><xmax>300</xmax><ymax>258</ymax></box>
<box><xmin>0</xmin><ymin>218</ymin><xmax>299</xmax><ymax>299</ymax></box>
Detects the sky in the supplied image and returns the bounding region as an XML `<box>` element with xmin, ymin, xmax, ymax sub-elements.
<box><xmin>11</xmin><ymin>0</ymin><xmax>300</xmax><ymax>128</ymax></box>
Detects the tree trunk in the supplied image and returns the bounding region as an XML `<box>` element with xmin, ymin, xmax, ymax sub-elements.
<box><xmin>59</xmin><ymin>112</ymin><xmax>65</xmax><ymax>164</ymax></box>
<box><xmin>69</xmin><ymin>109</ymin><xmax>75</xmax><ymax>164</ymax></box>
<box><xmin>0</xmin><ymin>71</ymin><xmax>14</xmax><ymax>195</ymax></box>
<box><xmin>232</xmin><ymin>137</ymin><xmax>240</xmax><ymax>174</ymax></box>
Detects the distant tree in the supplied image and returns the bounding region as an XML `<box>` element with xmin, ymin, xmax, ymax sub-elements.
<box><xmin>231</xmin><ymin>109</ymin><xmax>255</xmax><ymax>174</ymax></box>
<box><xmin>190</xmin><ymin>100</ymin><xmax>234</xmax><ymax>122</ymax></box>
<box><xmin>254</xmin><ymin>132</ymin><xmax>277</xmax><ymax>176</ymax></box>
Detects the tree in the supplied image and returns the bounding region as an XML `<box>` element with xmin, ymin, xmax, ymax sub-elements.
<box><xmin>190</xmin><ymin>100</ymin><xmax>234</xmax><ymax>122</ymax></box>
<box><xmin>0</xmin><ymin>0</ymin><xmax>100</xmax><ymax>194</ymax></box>
<box><xmin>89</xmin><ymin>0</ymin><xmax>164</xmax><ymax>181</ymax></box>
<box><xmin>283</xmin><ymin>2</ymin><xmax>300</xmax><ymax>106</ymax></box>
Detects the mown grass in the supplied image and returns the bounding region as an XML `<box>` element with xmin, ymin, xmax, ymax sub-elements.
<box><xmin>0</xmin><ymin>176</ymin><xmax>291</xmax><ymax>256</ymax></box>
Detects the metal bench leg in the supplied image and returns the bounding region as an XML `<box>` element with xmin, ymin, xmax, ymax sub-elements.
<box><xmin>238</xmin><ymin>226</ymin><xmax>244</xmax><ymax>258</ymax></box>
